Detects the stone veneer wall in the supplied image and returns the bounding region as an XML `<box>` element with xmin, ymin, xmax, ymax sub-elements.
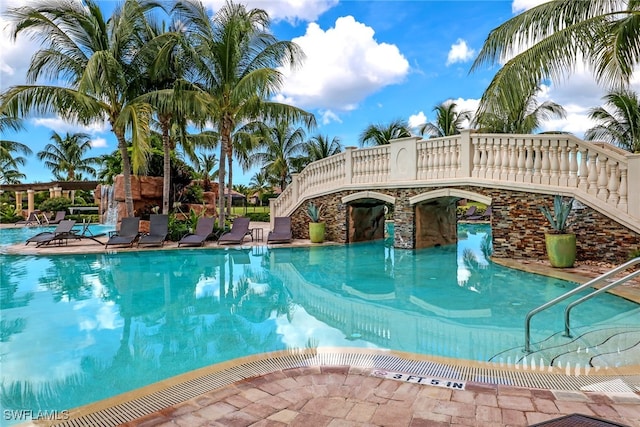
<box><xmin>287</xmin><ymin>186</ymin><xmax>640</xmax><ymax>264</ymax></box>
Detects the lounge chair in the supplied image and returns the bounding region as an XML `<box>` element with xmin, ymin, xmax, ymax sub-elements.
<box><xmin>105</xmin><ymin>217</ymin><xmax>140</xmax><ymax>249</ymax></box>
<box><xmin>267</xmin><ymin>217</ymin><xmax>292</xmax><ymax>244</ymax></box>
<box><xmin>178</xmin><ymin>217</ymin><xmax>215</xmax><ymax>247</ymax></box>
<box><xmin>25</xmin><ymin>220</ymin><xmax>77</xmax><ymax>246</ymax></box>
<box><xmin>459</xmin><ymin>205</ymin><xmax>477</xmax><ymax>220</ymax></box>
<box><xmin>137</xmin><ymin>214</ymin><xmax>169</xmax><ymax>247</ymax></box>
<box><xmin>217</xmin><ymin>217</ymin><xmax>251</xmax><ymax>245</ymax></box>
<box><xmin>45</xmin><ymin>211</ymin><xmax>67</xmax><ymax>224</ymax></box>
<box><xmin>15</xmin><ymin>211</ymin><xmax>41</xmax><ymax>226</ymax></box>
<box><xmin>468</xmin><ymin>206</ymin><xmax>492</xmax><ymax>221</ymax></box>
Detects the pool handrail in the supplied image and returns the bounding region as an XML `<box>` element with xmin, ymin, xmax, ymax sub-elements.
<box><xmin>524</xmin><ymin>256</ymin><xmax>640</xmax><ymax>353</ymax></box>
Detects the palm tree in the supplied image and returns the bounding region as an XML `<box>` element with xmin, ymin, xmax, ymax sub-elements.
<box><xmin>473</xmin><ymin>85</ymin><xmax>566</xmax><ymax>134</ymax></box>
<box><xmin>471</xmin><ymin>1</ymin><xmax>640</xmax><ymax>123</ymax></box>
<box><xmin>0</xmin><ymin>158</ymin><xmax>27</xmax><ymax>184</ymax></box>
<box><xmin>0</xmin><ymin>114</ymin><xmax>31</xmax><ymax>169</ymax></box>
<box><xmin>304</xmin><ymin>134</ymin><xmax>342</xmax><ymax>162</ymax></box>
<box><xmin>419</xmin><ymin>102</ymin><xmax>471</xmax><ymax>137</ymax></box>
<box><xmin>176</xmin><ymin>0</ymin><xmax>315</xmax><ymax>226</ymax></box>
<box><xmin>359</xmin><ymin>119</ymin><xmax>411</xmax><ymax>146</ymax></box>
<box><xmin>248</xmin><ymin>170</ymin><xmax>271</xmax><ymax>206</ymax></box>
<box><xmin>1</xmin><ymin>0</ymin><xmax>158</xmax><ymax>217</ymax></box>
<box><xmin>96</xmin><ymin>152</ymin><xmax>122</xmax><ymax>185</ymax></box>
<box><xmin>584</xmin><ymin>90</ymin><xmax>640</xmax><ymax>153</ymax></box>
<box><xmin>191</xmin><ymin>153</ymin><xmax>219</xmax><ymax>190</ymax></box>
<box><xmin>250</xmin><ymin>120</ymin><xmax>306</xmax><ymax>191</ymax></box>
<box><xmin>37</xmin><ymin>131</ymin><xmax>98</xmax><ymax>180</ymax></box>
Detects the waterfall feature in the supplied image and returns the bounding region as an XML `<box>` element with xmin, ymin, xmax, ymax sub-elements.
<box><xmin>101</xmin><ymin>185</ymin><xmax>118</xmax><ymax>225</ymax></box>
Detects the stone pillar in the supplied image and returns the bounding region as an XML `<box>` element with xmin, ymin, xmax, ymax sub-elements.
<box><xmin>393</xmin><ymin>191</ymin><xmax>414</xmax><ymax>249</ymax></box>
<box><xmin>53</xmin><ymin>186</ymin><xmax>62</xmax><ymax>198</ymax></box>
<box><xmin>290</xmin><ymin>173</ymin><xmax>299</xmax><ymax>202</ymax></box>
<box><xmin>627</xmin><ymin>154</ymin><xmax>640</xmax><ymax>220</ymax></box>
<box><xmin>15</xmin><ymin>191</ymin><xmax>23</xmax><ymax>212</ymax></box>
<box><xmin>49</xmin><ymin>188</ymin><xmax>54</xmax><ymax>198</ymax></box>
<box><xmin>27</xmin><ymin>189</ymin><xmax>35</xmax><ymax>214</ymax></box>
<box><xmin>459</xmin><ymin>129</ymin><xmax>473</xmax><ymax>178</ymax></box>
<box><xmin>344</xmin><ymin>146</ymin><xmax>356</xmax><ymax>185</ymax></box>
<box><xmin>389</xmin><ymin>137</ymin><xmax>419</xmax><ymax>182</ymax></box>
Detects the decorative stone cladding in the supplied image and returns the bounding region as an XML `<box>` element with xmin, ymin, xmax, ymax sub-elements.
<box><xmin>288</xmin><ymin>185</ymin><xmax>640</xmax><ymax>264</ymax></box>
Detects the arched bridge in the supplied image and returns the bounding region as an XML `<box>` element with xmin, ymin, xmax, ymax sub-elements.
<box><xmin>270</xmin><ymin>130</ymin><xmax>640</xmax><ymax>264</ymax></box>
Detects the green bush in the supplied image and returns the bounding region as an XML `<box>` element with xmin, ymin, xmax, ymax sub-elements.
<box><xmin>38</xmin><ymin>197</ymin><xmax>72</xmax><ymax>213</ymax></box>
<box><xmin>245</xmin><ymin>212</ymin><xmax>270</xmax><ymax>222</ymax></box>
<box><xmin>181</xmin><ymin>185</ymin><xmax>204</xmax><ymax>204</ymax></box>
<box><xmin>0</xmin><ymin>202</ymin><xmax>21</xmax><ymax>223</ymax></box>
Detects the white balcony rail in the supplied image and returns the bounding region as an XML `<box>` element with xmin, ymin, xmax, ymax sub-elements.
<box><xmin>271</xmin><ymin>130</ymin><xmax>640</xmax><ymax>226</ymax></box>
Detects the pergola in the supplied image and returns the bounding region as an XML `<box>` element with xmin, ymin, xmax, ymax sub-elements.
<box><xmin>0</xmin><ymin>181</ymin><xmax>99</xmax><ymax>215</ymax></box>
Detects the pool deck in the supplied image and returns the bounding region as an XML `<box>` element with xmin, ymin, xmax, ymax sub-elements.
<box><xmin>3</xmin><ymin>222</ymin><xmax>640</xmax><ymax>427</ymax></box>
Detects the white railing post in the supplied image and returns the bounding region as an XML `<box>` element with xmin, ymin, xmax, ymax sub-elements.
<box><xmin>344</xmin><ymin>146</ymin><xmax>356</xmax><ymax>185</ymax></box>
<box><xmin>269</xmin><ymin>198</ymin><xmax>276</xmax><ymax>227</ymax></box>
<box><xmin>627</xmin><ymin>154</ymin><xmax>640</xmax><ymax>219</ymax></box>
<box><xmin>459</xmin><ymin>129</ymin><xmax>473</xmax><ymax>178</ymax></box>
<box><xmin>290</xmin><ymin>173</ymin><xmax>299</xmax><ymax>202</ymax></box>
<box><xmin>389</xmin><ymin>136</ymin><xmax>419</xmax><ymax>182</ymax></box>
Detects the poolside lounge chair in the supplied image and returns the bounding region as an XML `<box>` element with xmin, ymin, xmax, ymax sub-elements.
<box><xmin>137</xmin><ymin>214</ymin><xmax>169</xmax><ymax>247</ymax></box>
<box><xmin>25</xmin><ymin>220</ymin><xmax>77</xmax><ymax>246</ymax></box>
<box><xmin>178</xmin><ymin>217</ymin><xmax>215</xmax><ymax>247</ymax></box>
<box><xmin>217</xmin><ymin>217</ymin><xmax>251</xmax><ymax>245</ymax></box>
<box><xmin>459</xmin><ymin>206</ymin><xmax>477</xmax><ymax>220</ymax></box>
<box><xmin>45</xmin><ymin>211</ymin><xmax>66</xmax><ymax>224</ymax></box>
<box><xmin>105</xmin><ymin>217</ymin><xmax>140</xmax><ymax>249</ymax></box>
<box><xmin>15</xmin><ymin>211</ymin><xmax>41</xmax><ymax>226</ymax></box>
<box><xmin>267</xmin><ymin>217</ymin><xmax>292</xmax><ymax>244</ymax></box>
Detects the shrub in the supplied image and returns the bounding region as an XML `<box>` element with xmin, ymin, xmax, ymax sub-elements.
<box><xmin>245</xmin><ymin>212</ymin><xmax>270</xmax><ymax>222</ymax></box>
<box><xmin>0</xmin><ymin>203</ymin><xmax>21</xmax><ymax>223</ymax></box>
<box><xmin>39</xmin><ymin>197</ymin><xmax>72</xmax><ymax>213</ymax></box>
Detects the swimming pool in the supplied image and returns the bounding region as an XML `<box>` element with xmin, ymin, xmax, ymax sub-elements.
<box><xmin>1</xmin><ymin>223</ymin><xmax>638</xmax><ymax>423</ymax></box>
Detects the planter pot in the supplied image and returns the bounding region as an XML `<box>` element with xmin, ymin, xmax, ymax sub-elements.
<box><xmin>544</xmin><ymin>233</ymin><xmax>576</xmax><ymax>268</ymax></box>
<box><xmin>309</xmin><ymin>222</ymin><xmax>326</xmax><ymax>243</ymax></box>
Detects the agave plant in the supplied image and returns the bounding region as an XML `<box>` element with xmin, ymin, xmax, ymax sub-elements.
<box><xmin>306</xmin><ymin>202</ymin><xmax>324</xmax><ymax>223</ymax></box>
<box><xmin>539</xmin><ymin>195</ymin><xmax>574</xmax><ymax>234</ymax></box>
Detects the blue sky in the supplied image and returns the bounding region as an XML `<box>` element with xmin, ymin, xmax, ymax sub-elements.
<box><xmin>2</xmin><ymin>0</ymin><xmax>639</xmax><ymax>185</ymax></box>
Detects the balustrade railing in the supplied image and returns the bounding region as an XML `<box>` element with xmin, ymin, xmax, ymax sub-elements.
<box><xmin>271</xmin><ymin>131</ymin><xmax>640</xmax><ymax>223</ymax></box>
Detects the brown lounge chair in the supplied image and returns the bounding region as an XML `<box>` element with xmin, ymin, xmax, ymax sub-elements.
<box><xmin>217</xmin><ymin>217</ymin><xmax>251</xmax><ymax>245</ymax></box>
<box><xmin>178</xmin><ymin>217</ymin><xmax>215</xmax><ymax>247</ymax></box>
<box><xmin>25</xmin><ymin>220</ymin><xmax>77</xmax><ymax>246</ymax></box>
<box><xmin>45</xmin><ymin>210</ymin><xmax>67</xmax><ymax>224</ymax></box>
<box><xmin>137</xmin><ymin>214</ymin><xmax>169</xmax><ymax>247</ymax></box>
<box><xmin>267</xmin><ymin>217</ymin><xmax>292</xmax><ymax>244</ymax></box>
<box><xmin>105</xmin><ymin>217</ymin><xmax>140</xmax><ymax>249</ymax></box>
<box><xmin>15</xmin><ymin>211</ymin><xmax>41</xmax><ymax>226</ymax></box>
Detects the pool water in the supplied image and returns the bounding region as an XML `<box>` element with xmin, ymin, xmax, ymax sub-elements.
<box><xmin>0</xmin><ymin>223</ymin><xmax>638</xmax><ymax>421</ymax></box>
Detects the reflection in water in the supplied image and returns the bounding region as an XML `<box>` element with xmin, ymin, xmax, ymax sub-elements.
<box><xmin>0</xmin><ymin>224</ymin><xmax>638</xmax><ymax>421</ymax></box>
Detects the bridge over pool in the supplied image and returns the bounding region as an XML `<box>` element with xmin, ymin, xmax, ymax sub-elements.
<box><xmin>270</xmin><ymin>130</ymin><xmax>640</xmax><ymax>264</ymax></box>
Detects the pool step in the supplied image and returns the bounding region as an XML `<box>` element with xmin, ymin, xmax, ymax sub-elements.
<box><xmin>489</xmin><ymin>326</ymin><xmax>640</xmax><ymax>369</ymax></box>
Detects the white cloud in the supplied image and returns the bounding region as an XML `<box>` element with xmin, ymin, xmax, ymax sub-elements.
<box><xmin>278</xmin><ymin>16</ymin><xmax>409</xmax><ymax>112</ymax></box>
<box><xmin>32</xmin><ymin>116</ymin><xmax>108</xmax><ymax>134</ymax></box>
<box><xmin>320</xmin><ymin>110</ymin><xmax>342</xmax><ymax>125</ymax></box>
<box><xmin>90</xmin><ymin>137</ymin><xmax>108</xmax><ymax>148</ymax></box>
<box><xmin>512</xmin><ymin>0</ymin><xmax>551</xmax><ymax>14</ymax></box>
<box><xmin>446</xmin><ymin>39</ymin><xmax>475</xmax><ymax>66</ymax></box>
<box><xmin>200</xmin><ymin>0</ymin><xmax>338</xmax><ymax>23</ymax></box>
<box><xmin>408</xmin><ymin>111</ymin><xmax>426</xmax><ymax>129</ymax></box>
<box><xmin>0</xmin><ymin>16</ymin><xmax>40</xmax><ymax>88</ymax></box>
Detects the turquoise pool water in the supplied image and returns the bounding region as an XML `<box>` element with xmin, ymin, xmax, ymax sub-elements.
<box><xmin>1</xmin><ymin>223</ymin><xmax>638</xmax><ymax>423</ymax></box>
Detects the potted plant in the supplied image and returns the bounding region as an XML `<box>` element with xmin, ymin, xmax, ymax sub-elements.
<box><xmin>307</xmin><ymin>202</ymin><xmax>326</xmax><ymax>243</ymax></box>
<box><xmin>539</xmin><ymin>195</ymin><xmax>576</xmax><ymax>268</ymax></box>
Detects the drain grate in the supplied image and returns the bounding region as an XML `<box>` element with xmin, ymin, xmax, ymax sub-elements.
<box><xmin>45</xmin><ymin>350</ymin><xmax>639</xmax><ymax>427</ymax></box>
<box><xmin>529</xmin><ymin>413</ymin><xmax>630</xmax><ymax>427</ymax></box>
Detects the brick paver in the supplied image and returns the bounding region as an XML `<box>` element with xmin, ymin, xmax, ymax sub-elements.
<box><xmin>122</xmin><ymin>367</ymin><xmax>640</xmax><ymax>427</ymax></box>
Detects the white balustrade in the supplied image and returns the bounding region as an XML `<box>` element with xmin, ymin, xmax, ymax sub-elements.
<box><xmin>272</xmin><ymin>132</ymin><xmax>636</xmax><ymax>222</ymax></box>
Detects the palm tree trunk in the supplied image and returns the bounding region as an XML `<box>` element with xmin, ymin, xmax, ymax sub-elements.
<box><xmin>227</xmin><ymin>151</ymin><xmax>233</xmax><ymax>217</ymax></box>
<box><xmin>116</xmin><ymin>131</ymin><xmax>135</xmax><ymax>217</ymax></box>
<box><xmin>161</xmin><ymin>119</ymin><xmax>172</xmax><ymax>215</ymax></box>
<box><xmin>218</xmin><ymin>114</ymin><xmax>233</xmax><ymax>227</ymax></box>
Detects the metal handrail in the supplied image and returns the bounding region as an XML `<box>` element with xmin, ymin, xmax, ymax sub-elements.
<box><xmin>564</xmin><ymin>268</ymin><xmax>640</xmax><ymax>337</ymax></box>
<box><xmin>524</xmin><ymin>257</ymin><xmax>640</xmax><ymax>353</ymax></box>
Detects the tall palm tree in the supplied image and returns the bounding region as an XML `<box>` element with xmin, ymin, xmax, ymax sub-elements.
<box><xmin>419</xmin><ymin>102</ymin><xmax>471</xmax><ymax>137</ymax></box>
<box><xmin>176</xmin><ymin>0</ymin><xmax>315</xmax><ymax>225</ymax></box>
<box><xmin>359</xmin><ymin>119</ymin><xmax>411</xmax><ymax>146</ymax></box>
<box><xmin>471</xmin><ymin>1</ymin><xmax>640</xmax><ymax>122</ymax></box>
<box><xmin>304</xmin><ymin>134</ymin><xmax>342</xmax><ymax>162</ymax></box>
<box><xmin>0</xmin><ymin>158</ymin><xmax>27</xmax><ymax>184</ymax></box>
<box><xmin>584</xmin><ymin>89</ymin><xmax>640</xmax><ymax>153</ymax></box>
<box><xmin>191</xmin><ymin>153</ymin><xmax>219</xmax><ymax>190</ymax></box>
<box><xmin>250</xmin><ymin>120</ymin><xmax>306</xmax><ymax>191</ymax></box>
<box><xmin>1</xmin><ymin>0</ymin><xmax>157</xmax><ymax>216</ymax></box>
<box><xmin>473</xmin><ymin>85</ymin><xmax>566</xmax><ymax>134</ymax></box>
<box><xmin>96</xmin><ymin>152</ymin><xmax>122</xmax><ymax>185</ymax></box>
<box><xmin>37</xmin><ymin>131</ymin><xmax>98</xmax><ymax>180</ymax></box>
